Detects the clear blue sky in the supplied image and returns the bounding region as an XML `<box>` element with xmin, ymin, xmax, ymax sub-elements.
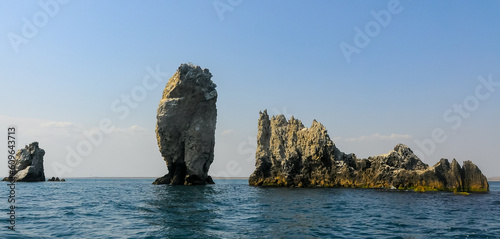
<box><xmin>1</xmin><ymin>0</ymin><xmax>499</xmax><ymax>178</ymax></box>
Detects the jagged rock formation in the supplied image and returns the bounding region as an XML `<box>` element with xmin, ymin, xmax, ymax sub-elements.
<box><xmin>3</xmin><ymin>142</ymin><xmax>45</xmax><ymax>182</ymax></box>
<box><xmin>249</xmin><ymin>110</ymin><xmax>489</xmax><ymax>192</ymax></box>
<box><xmin>154</xmin><ymin>63</ymin><xmax>217</xmax><ymax>185</ymax></box>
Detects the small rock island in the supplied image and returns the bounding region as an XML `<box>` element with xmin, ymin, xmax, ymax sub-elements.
<box><xmin>154</xmin><ymin>64</ymin><xmax>217</xmax><ymax>185</ymax></box>
<box><xmin>249</xmin><ymin>110</ymin><xmax>489</xmax><ymax>192</ymax></box>
<box><xmin>47</xmin><ymin>177</ymin><xmax>66</xmax><ymax>182</ymax></box>
<box><xmin>3</xmin><ymin>142</ymin><xmax>46</xmax><ymax>182</ymax></box>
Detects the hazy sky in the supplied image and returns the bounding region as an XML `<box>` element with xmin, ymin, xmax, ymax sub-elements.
<box><xmin>1</xmin><ymin>1</ymin><xmax>499</xmax><ymax>178</ymax></box>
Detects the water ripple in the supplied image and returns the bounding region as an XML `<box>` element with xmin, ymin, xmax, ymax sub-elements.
<box><xmin>1</xmin><ymin>179</ymin><xmax>499</xmax><ymax>238</ymax></box>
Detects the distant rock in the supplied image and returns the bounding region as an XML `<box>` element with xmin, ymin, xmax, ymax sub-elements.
<box><xmin>47</xmin><ymin>177</ymin><xmax>65</xmax><ymax>182</ymax></box>
<box><xmin>154</xmin><ymin>63</ymin><xmax>217</xmax><ymax>185</ymax></box>
<box><xmin>3</xmin><ymin>142</ymin><xmax>45</xmax><ymax>182</ymax></box>
<box><xmin>249</xmin><ymin>111</ymin><xmax>489</xmax><ymax>192</ymax></box>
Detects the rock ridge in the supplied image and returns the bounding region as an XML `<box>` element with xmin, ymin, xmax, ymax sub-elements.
<box><xmin>249</xmin><ymin>110</ymin><xmax>489</xmax><ymax>192</ymax></box>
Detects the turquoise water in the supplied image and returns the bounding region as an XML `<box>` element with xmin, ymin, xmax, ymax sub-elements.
<box><xmin>2</xmin><ymin>179</ymin><xmax>499</xmax><ymax>238</ymax></box>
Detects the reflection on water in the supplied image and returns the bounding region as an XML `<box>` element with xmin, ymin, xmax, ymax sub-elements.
<box><xmin>252</xmin><ymin>187</ymin><xmax>341</xmax><ymax>237</ymax></box>
<box><xmin>143</xmin><ymin>180</ymin><xmax>268</xmax><ymax>238</ymax></box>
<box><xmin>145</xmin><ymin>184</ymin><xmax>220</xmax><ymax>238</ymax></box>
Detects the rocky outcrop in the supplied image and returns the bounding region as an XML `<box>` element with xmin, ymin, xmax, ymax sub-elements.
<box><xmin>249</xmin><ymin>111</ymin><xmax>489</xmax><ymax>192</ymax></box>
<box><xmin>47</xmin><ymin>177</ymin><xmax>65</xmax><ymax>182</ymax></box>
<box><xmin>154</xmin><ymin>63</ymin><xmax>217</xmax><ymax>185</ymax></box>
<box><xmin>461</xmin><ymin>161</ymin><xmax>489</xmax><ymax>192</ymax></box>
<box><xmin>3</xmin><ymin>142</ymin><xmax>45</xmax><ymax>182</ymax></box>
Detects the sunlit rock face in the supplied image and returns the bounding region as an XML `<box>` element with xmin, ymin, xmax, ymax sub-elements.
<box><xmin>154</xmin><ymin>64</ymin><xmax>217</xmax><ymax>185</ymax></box>
<box><xmin>5</xmin><ymin>142</ymin><xmax>46</xmax><ymax>182</ymax></box>
<box><xmin>249</xmin><ymin>110</ymin><xmax>489</xmax><ymax>193</ymax></box>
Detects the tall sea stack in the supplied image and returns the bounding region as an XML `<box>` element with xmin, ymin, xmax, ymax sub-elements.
<box><xmin>249</xmin><ymin>110</ymin><xmax>489</xmax><ymax>192</ymax></box>
<box><xmin>4</xmin><ymin>142</ymin><xmax>46</xmax><ymax>182</ymax></box>
<box><xmin>154</xmin><ymin>64</ymin><xmax>217</xmax><ymax>185</ymax></box>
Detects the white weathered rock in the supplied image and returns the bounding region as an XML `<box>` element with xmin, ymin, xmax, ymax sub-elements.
<box><xmin>6</xmin><ymin>142</ymin><xmax>46</xmax><ymax>182</ymax></box>
<box><xmin>154</xmin><ymin>63</ymin><xmax>217</xmax><ymax>185</ymax></box>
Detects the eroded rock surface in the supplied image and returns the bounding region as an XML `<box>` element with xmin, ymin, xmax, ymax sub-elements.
<box><xmin>3</xmin><ymin>142</ymin><xmax>45</xmax><ymax>182</ymax></box>
<box><xmin>249</xmin><ymin>110</ymin><xmax>489</xmax><ymax>192</ymax></box>
<box><xmin>154</xmin><ymin>63</ymin><xmax>217</xmax><ymax>185</ymax></box>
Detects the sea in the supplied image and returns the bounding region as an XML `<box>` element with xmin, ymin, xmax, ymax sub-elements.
<box><xmin>1</xmin><ymin>179</ymin><xmax>499</xmax><ymax>238</ymax></box>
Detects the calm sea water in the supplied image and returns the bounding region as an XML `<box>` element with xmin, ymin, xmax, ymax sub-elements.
<box><xmin>1</xmin><ymin>179</ymin><xmax>499</xmax><ymax>238</ymax></box>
